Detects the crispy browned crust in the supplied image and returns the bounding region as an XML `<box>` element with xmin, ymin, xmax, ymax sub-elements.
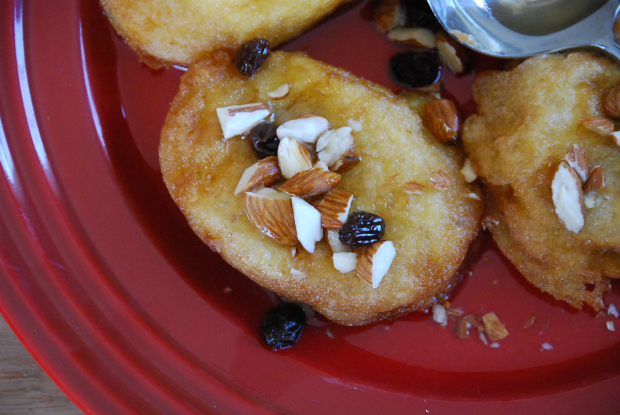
<box><xmin>463</xmin><ymin>52</ymin><xmax>620</xmax><ymax>310</ymax></box>
<box><xmin>159</xmin><ymin>51</ymin><xmax>483</xmax><ymax>325</ymax></box>
<box><xmin>100</xmin><ymin>0</ymin><xmax>354</xmax><ymax>68</ymax></box>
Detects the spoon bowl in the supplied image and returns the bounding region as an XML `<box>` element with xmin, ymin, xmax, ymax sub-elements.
<box><xmin>428</xmin><ymin>0</ymin><xmax>620</xmax><ymax>61</ymax></box>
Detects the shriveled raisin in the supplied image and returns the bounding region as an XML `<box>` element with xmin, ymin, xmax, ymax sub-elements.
<box><xmin>339</xmin><ymin>211</ymin><xmax>385</xmax><ymax>246</ymax></box>
<box><xmin>262</xmin><ymin>302</ymin><xmax>306</xmax><ymax>350</ymax></box>
<box><xmin>236</xmin><ymin>39</ymin><xmax>270</xmax><ymax>76</ymax></box>
<box><xmin>389</xmin><ymin>51</ymin><xmax>440</xmax><ymax>88</ymax></box>
<box><xmin>249</xmin><ymin>122</ymin><xmax>279</xmax><ymax>158</ymax></box>
<box><xmin>403</xmin><ymin>0</ymin><xmax>441</xmax><ymax>31</ymax></box>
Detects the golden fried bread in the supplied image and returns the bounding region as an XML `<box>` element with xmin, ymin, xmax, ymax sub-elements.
<box><xmin>100</xmin><ymin>0</ymin><xmax>351</xmax><ymax>67</ymax></box>
<box><xmin>160</xmin><ymin>51</ymin><xmax>482</xmax><ymax>325</ymax></box>
<box><xmin>463</xmin><ymin>52</ymin><xmax>620</xmax><ymax>310</ymax></box>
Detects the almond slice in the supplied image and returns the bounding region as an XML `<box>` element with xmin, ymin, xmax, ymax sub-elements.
<box><xmin>216</xmin><ymin>103</ymin><xmax>270</xmax><ymax>139</ymax></box>
<box><xmin>276</xmin><ymin>115</ymin><xmax>330</xmax><ymax>144</ymax></box>
<box><xmin>424</xmin><ymin>99</ymin><xmax>460</xmax><ymax>145</ymax></box>
<box><xmin>357</xmin><ymin>240</ymin><xmax>396</xmax><ymax>289</ymax></box>
<box><xmin>584</xmin><ymin>166</ymin><xmax>604</xmax><ymax>192</ymax></box>
<box><xmin>333</xmin><ymin>252</ymin><xmax>358</xmax><ymax>273</ymax></box>
<box><xmin>430</xmin><ymin>170</ymin><xmax>452</xmax><ymax>191</ymax></box>
<box><xmin>482</xmin><ymin>312</ymin><xmax>509</xmax><ymax>341</ymax></box>
<box><xmin>234</xmin><ymin>156</ymin><xmax>281</xmax><ymax>195</ymax></box>
<box><xmin>564</xmin><ymin>144</ymin><xmax>588</xmax><ymax>183</ymax></box>
<box><xmin>316</xmin><ymin>127</ymin><xmax>355</xmax><ymax>166</ymax></box>
<box><xmin>388</xmin><ymin>27</ymin><xmax>436</xmax><ymax>48</ymax></box>
<box><xmin>436</xmin><ymin>31</ymin><xmax>469</xmax><ymax>74</ymax></box>
<box><xmin>552</xmin><ymin>161</ymin><xmax>585</xmax><ymax>234</ymax></box>
<box><xmin>326</xmin><ymin>229</ymin><xmax>351</xmax><ymax>253</ymax></box>
<box><xmin>460</xmin><ymin>158</ymin><xmax>477</xmax><ymax>182</ymax></box>
<box><xmin>312</xmin><ymin>189</ymin><xmax>354</xmax><ymax>230</ymax></box>
<box><xmin>581</xmin><ymin>116</ymin><xmax>614</xmax><ymax>136</ymax></box>
<box><xmin>291</xmin><ymin>197</ymin><xmax>323</xmax><ymax>254</ymax></box>
<box><xmin>266</xmin><ymin>83</ymin><xmax>290</xmax><ymax>99</ymax></box>
<box><xmin>244</xmin><ymin>188</ymin><xmax>297</xmax><ymax>245</ymax></box>
<box><xmin>279</xmin><ymin>168</ymin><xmax>341</xmax><ymax>198</ymax></box>
<box><xmin>330</xmin><ymin>150</ymin><xmax>361</xmax><ymax>174</ymax></box>
<box><xmin>277</xmin><ymin>137</ymin><xmax>313</xmax><ymax>179</ymax></box>
<box><xmin>403</xmin><ymin>181</ymin><xmax>425</xmax><ymax>195</ymax></box>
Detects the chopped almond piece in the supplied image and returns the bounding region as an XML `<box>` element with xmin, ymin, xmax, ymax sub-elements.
<box><xmin>524</xmin><ymin>315</ymin><xmax>536</xmax><ymax>329</ymax></box>
<box><xmin>564</xmin><ymin>144</ymin><xmax>588</xmax><ymax>183</ymax></box>
<box><xmin>482</xmin><ymin>216</ymin><xmax>499</xmax><ymax>230</ymax></box>
<box><xmin>584</xmin><ymin>166</ymin><xmax>604</xmax><ymax>192</ymax></box>
<box><xmin>277</xmin><ymin>137</ymin><xmax>313</xmax><ymax>179</ymax></box>
<box><xmin>581</xmin><ymin>116</ymin><xmax>614</xmax><ymax>136</ymax></box>
<box><xmin>216</xmin><ymin>103</ymin><xmax>270</xmax><ymax>139</ymax></box>
<box><xmin>388</xmin><ymin>28</ymin><xmax>436</xmax><ymax>48</ymax></box>
<box><xmin>436</xmin><ymin>31</ymin><xmax>469</xmax><ymax>74</ymax></box>
<box><xmin>312</xmin><ymin>189</ymin><xmax>354</xmax><ymax>230</ymax></box>
<box><xmin>603</xmin><ymin>85</ymin><xmax>620</xmax><ymax>118</ymax></box>
<box><xmin>234</xmin><ymin>156</ymin><xmax>281</xmax><ymax>195</ymax></box>
<box><xmin>357</xmin><ymin>241</ymin><xmax>396</xmax><ymax>289</ymax></box>
<box><xmin>424</xmin><ymin>99</ymin><xmax>460</xmax><ymax>145</ymax></box>
<box><xmin>244</xmin><ymin>188</ymin><xmax>297</xmax><ymax>245</ymax></box>
<box><xmin>279</xmin><ymin>168</ymin><xmax>341</xmax><ymax>198</ymax></box>
<box><xmin>482</xmin><ymin>312</ymin><xmax>509</xmax><ymax>341</ymax></box>
<box><xmin>372</xmin><ymin>0</ymin><xmax>405</xmax><ymax>33</ymax></box>
<box><xmin>266</xmin><ymin>83</ymin><xmax>290</xmax><ymax>99</ymax></box>
<box><xmin>330</xmin><ymin>150</ymin><xmax>361</xmax><ymax>174</ymax></box>
<box><xmin>455</xmin><ymin>318</ymin><xmax>471</xmax><ymax>339</ymax></box>
<box><xmin>552</xmin><ymin>161</ymin><xmax>585</xmax><ymax>234</ymax></box>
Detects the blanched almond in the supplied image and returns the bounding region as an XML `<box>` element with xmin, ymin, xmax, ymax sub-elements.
<box><xmin>564</xmin><ymin>144</ymin><xmax>588</xmax><ymax>183</ymax></box>
<box><xmin>276</xmin><ymin>115</ymin><xmax>329</xmax><ymax>144</ymax></box>
<box><xmin>234</xmin><ymin>156</ymin><xmax>281</xmax><ymax>195</ymax></box>
<box><xmin>388</xmin><ymin>28</ymin><xmax>436</xmax><ymax>48</ymax></box>
<box><xmin>330</xmin><ymin>150</ymin><xmax>361</xmax><ymax>174</ymax></box>
<box><xmin>312</xmin><ymin>189</ymin><xmax>354</xmax><ymax>230</ymax></box>
<box><xmin>266</xmin><ymin>83</ymin><xmax>290</xmax><ymax>99</ymax></box>
<box><xmin>581</xmin><ymin>116</ymin><xmax>614</xmax><ymax>136</ymax></box>
<box><xmin>316</xmin><ymin>127</ymin><xmax>355</xmax><ymax>166</ymax></box>
<box><xmin>326</xmin><ymin>229</ymin><xmax>351</xmax><ymax>253</ymax></box>
<box><xmin>216</xmin><ymin>103</ymin><xmax>270</xmax><ymax>139</ymax></box>
<box><xmin>244</xmin><ymin>188</ymin><xmax>297</xmax><ymax>245</ymax></box>
<box><xmin>460</xmin><ymin>158</ymin><xmax>477</xmax><ymax>182</ymax></box>
<box><xmin>277</xmin><ymin>137</ymin><xmax>313</xmax><ymax>179</ymax></box>
<box><xmin>279</xmin><ymin>168</ymin><xmax>341</xmax><ymax>197</ymax></box>
<box><xmin>584</xmin><ymin>166</ymin><xmax>604</xmax><ymax>192</ymax></box>
<box><xmin>357</xmin><ymin>240</ymin><xmax>396</xmax><ymax>289</ymax></box>
<box><xmin>482</xmin><ymin>312</ymin><xmax>509</xmax><ymax>341</ymax></box>
<box><xmin>425</xmin><ymin>99</ymin><xmax>460</xmax><ymax>145</ymax></box>
<box><xmin>552</xmin><ymin>161</ymin><xmax>584</xmax><ymax>234</ymax></box>
<box><xmin>291</xmin><ymin>197</ymin><xmax>323</xmax><ymax>254</ymax></box>
<box><xmin>333</xmin><ymin>252</ymin><xmax>358</xmax><ymax>273</ymax></box>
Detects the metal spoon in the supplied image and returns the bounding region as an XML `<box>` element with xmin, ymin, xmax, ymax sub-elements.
<box><xmin>427</xmin><ymin>0</ymin><xmax>620</xmax><ymax>61</ymax></box>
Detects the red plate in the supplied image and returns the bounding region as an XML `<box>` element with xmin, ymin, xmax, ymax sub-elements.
<box><xmin>1</xmin><ymin>1</ymin><xmax>620</xmax><ymax>413</ymax></box>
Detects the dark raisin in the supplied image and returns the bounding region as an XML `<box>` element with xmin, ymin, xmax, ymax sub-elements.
<box><xmin>249</xmin><ymin>122</ymin><xmax>279</xmax><ymax>158</ymax></box>
<box><xmin>339</xmin><ymin>211</ymin><xmax>385</xmax><ymax>247</ymax></box>
<box><xmin>262</xmin><ymin>302</ymin><xmax>306</xmax><ymax>350</ymax></box>
<box><xmin>389</xmin><ymin>51</ymin><xmax>440</xmax><ymax>88</ymax></box>
<box><xmin>403</xmin><ymin>0</ymin><xmax>441</xmax><ymax>31</ymax></box>
<box><xmin>236</xmin><ymin>39</ymin><xmax>270</xmax><ymax>76</ymax></box>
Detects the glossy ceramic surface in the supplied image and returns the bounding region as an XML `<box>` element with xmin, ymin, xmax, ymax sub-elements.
<box><xmin>0</xmin><ymin>1</ymin><xmax>619</xmax><ymax>414</ymax></box>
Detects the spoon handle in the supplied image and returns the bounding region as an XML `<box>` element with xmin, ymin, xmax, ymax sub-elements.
<box><xmin>593</xmin><ymin>32</ymin><xmax>620</xmax><ymax>62</ymax></box>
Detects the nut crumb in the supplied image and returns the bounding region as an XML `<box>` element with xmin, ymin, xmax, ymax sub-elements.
<box><xmin>609</xmin><ymin>304</ymin><xmax>619</xmax><ymax>318</ymax></box>
<box><xmin>455</xmin><ymin>318</ymin><xmax>471</xmax><ymax>339</ymax></box>
<box><xmin>429</xmin><ymin>170</ymin><xmax>452</xmax><ymax>191</ymax></box>
<box><xmin>482</xmin><ymin>312</ymin><xmax>509</xmax><ymax>341</ymax></box>
<box><xmin>607</xmin><ymin>321</ymin><xmax>616</xmax><ymax>331</ymax></box>
<box><xmin>524</xmin><ymin>315</ymin><xmax>536</xmax><ymax>328</ymax></box>
<box><xmin>432</xmin><ymin>304</ymin><xmax>448</xmax><ymax>327</ymax></box>
<box><xmin>404</xmin><ymin>181</ymin><xmax>425</xmax><ymax>195</ymax></box>
<box><xmin>479</xmin><ymin>332</ymin><xmax>488</xmax><ymax>345</ymax></box>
